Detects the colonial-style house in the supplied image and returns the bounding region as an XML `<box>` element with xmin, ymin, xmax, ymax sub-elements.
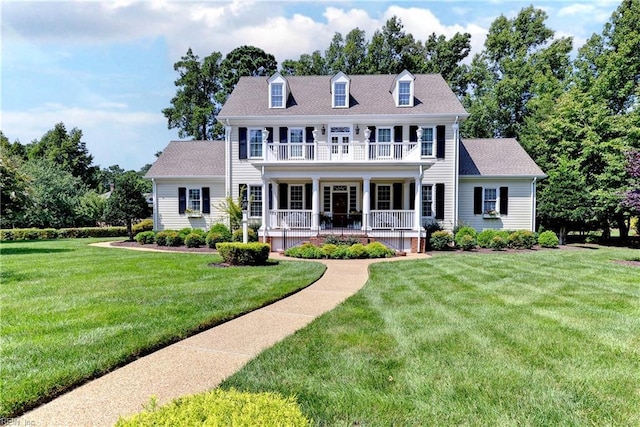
<box><xmin>147</xmin><ymin>70</ymin><xmax>545</xmax><ymax>252</ymax></box>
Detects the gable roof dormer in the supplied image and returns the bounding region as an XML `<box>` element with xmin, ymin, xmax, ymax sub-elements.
<box><xmin>391</xmin><ymin>70</ymin><xmax>415</xmax><ymax>107</ymax></box>
<box><xmin>268</xmin><ymin>72</ymin><xmax>288</xmax><ymax>109</ymax></box>
<box><xmin>330</xmin><ymin>72</ymin><xmax>350</xmax><ymax>109</ymax></box>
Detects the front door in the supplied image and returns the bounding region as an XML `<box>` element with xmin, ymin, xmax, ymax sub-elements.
<box><xmin>332</xmin><ymin>193</ymin><xmax>348</xmax><ymax>227</ymax></box>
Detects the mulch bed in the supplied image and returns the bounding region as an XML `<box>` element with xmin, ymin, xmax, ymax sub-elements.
<box><xmin>110</xmin><ymin>240</ymin><xmax>216</xmax><ymax>253</ymax></box>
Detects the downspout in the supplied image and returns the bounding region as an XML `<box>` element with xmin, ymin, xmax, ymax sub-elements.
<box><xmin>452</xmin><ymin>116</ymin><xmax>460</xmax><ymax>229</ymax></box>
<box><xmin>531</xmin><ymin>176</ymin><xmax>538</xmax><ymax>232</ymax></box>
<box><xmin>417</xmin><ymin>164</ymin><xmax>424</xmax><ymax>252</ymax></box>
<box><xmin>224</xmin><ymin>120</ymin><xmax>232</xmax><ymax>198</ymax></box>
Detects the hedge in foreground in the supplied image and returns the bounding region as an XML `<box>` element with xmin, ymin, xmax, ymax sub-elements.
<box><xmin>0</xmin><ymin>227</ymin><xmax>127</xmax><ymax>241</ymax></box>
<box><xmin>216</xmin><ymin>242</ymin><xmax>271</xmax><ymax>266</ymax></box>
<box><xmin>285</xmin><ymin>241</ymin><xmax>395</xmax><ymax>259</ymax></box>
<box><xmin>115</xmin><ymin>389</ymin><xmax>310</xmax><ymax>427</ymax></box>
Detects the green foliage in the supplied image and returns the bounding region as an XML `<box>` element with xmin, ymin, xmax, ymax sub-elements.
<box><xmin>178</xmin><ymin>228</ymin><xmax>195</xmax><ymax>240</ymax></box>
<box><xmin>285</xmin><ymin>241</ymin><xmax>394</xmax><ymax>259</ymax></box>
<box><xmin>508</xmin><ymin>230</ymin><xmax>537</xmax><ymax>249</ymax></box>
<box><xmin>285</xmin><ymin>242</ymin><xmax>324</xmax><ymax>259</ymax></box>
<box><xmin>0</xmin><ymin>227</ymin><xmax>127</xmax><ymax>241</ymax></box>
<box><xmin>477</xmin><ymin>229</ymin><xmax>497</xmax><ymax>248</ymax></box>
<box><xmin>184</xmin><ymin>232</ymin><xmax>205</xmax><ymax>248</ymax></box>
<box><xmin>154</xmin><ymin>230</ymin><xmax>171</xmax><ymax>246</ymax></box>
<box><xmin>104</xmin><ymin>171</ymin><xmax>149</xmax><ymax>241</ymax></box>
<box><xmin>115</xmin><ymin>389</ymin><xmax>310</xmax><ymax>427</ymax></box>
<box><xmin>164</xmin><ymin>231</ymin><xmax>183</xmax><ymax>247</ymax></box>
<box><xmin>0</xmin><ymin>153</ymin><xmax>32</xmax><ymax>228</ymax></box>
<box><xmin>331</xmin><ymin>245</ymin><xmax>351</xmax><ymax>259</ymax></box>
<box><xmin>321</xmin><ymin>243</ymin><xmax>338</xmax><ymax>257</ymax></box>
<box><xmin>430</xmin><ymin>230</ymin><xmax>454</xmax><ymax>251</ymax></box>
<box><xmin>538</xmin><ymin>230</ymin><xmax>560</xmax><ymax>248</ymax></box>
<box><xmin>455</xmin><ymin>226</ymin><xmax>478</xmax><ymax>250</ymax></box>
<box><xmin>347</xmin><ymin>243</ymin><xmax>368</xmax><ymax>259</ymax></box>
<box><xmin>323</xmin><ymin>234</ymin><xmax>361</xmax><ymax>246</ymax></box>
<box><xmin>76</xmin><ymin>191</ymin><xmax>106</xmax><ymax>226</ymax></box>
<box><xmin>206</xmin><ymin>224</ymin><xmax>232</xmax><ymax>248</ymax></box>
<box><xmin>365</xmin><ymin>241</ymin><xmax>395</xmax><ymax>258</ymax></box>
<box><xmin>232</xmin><ymin>228</ymin><xmax>257</xmax><ymax>242</ymax></box>
<box><xmin>216</xmin><ymin>243</ymin><xmax>271</xmax><ymax>266</ymax></box>
<box><xmin>220</xmin><ymin>46</ymin><xmax>277</xmax><ymax>95</ymax></box>
<box><xmin>210</xmin><ymin>223</ymin><xmax>232</xmax><ymax>241</ymax></box>
<box><xmin>135</xmin><ymin>231</ymin><xmax>156</xmax><ymax>245</ymax></box>
<box><xmin>489</xmin><ymin>235</ymin><xmax>508</xmax><ymax>251</ymax></box>
<box><xmin>133</xmin><ymin>219</ymin><xmax>154</xmax><ymax>234</ymax></box>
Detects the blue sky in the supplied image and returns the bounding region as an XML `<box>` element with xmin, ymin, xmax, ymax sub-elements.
<box><xmin>1</xmin><ymin>0</ymin><xmax>621</xmax><ymax>171</ymax></box>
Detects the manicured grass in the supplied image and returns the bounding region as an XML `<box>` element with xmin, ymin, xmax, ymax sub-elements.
<box><xmin>0</xmin><ymin>239</ymin><xmax>325</xmax><ymax>418</ymax></box>
<box><xmin>222</xmin><ymin>247</ymin><xmax>640</xmax><ymax>425</ymax></box>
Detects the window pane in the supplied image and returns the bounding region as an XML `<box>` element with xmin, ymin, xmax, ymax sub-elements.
<box><xmin>271</xmin><ymin>83</ymin><xmax>283</xmax><ymax>107</ymax></box>
<box><xmin>421</xmin><ymin>185</ymin><xmax>433</xmax><ymax>217</ymax></box>
<box><xmin>484</xmin><ymin>188</ymin><xmax>497</xmax><ymax>213</ymax></box>
<box><xmin>249</xmin><ymin>129</ymin><xmax>262</xmax><ymax>157</ymax></box>
<box><xmin>377</xmin><ymin>185</ymin><xmax>391</xmax><ymax>210</ymax></box>
<box><xmin>399</xmin><ymin>81</ymin><xmax>411</xmax><ymax>105</ymax></box>
<box><xmin>378</xmin><ymin>128</ymin><xmax>391</xmax><ymax>143</ymax></box>
<box><xmin>188</xmin><ymin>189</ymin><xmax>201</xmax><ymax>212</ymax></box>
<box><xmin>289</xmin><ymin>129</ymin><xmax>303</xmax><ymax>143</ymax></box>
<box><xmin>249</xmin><ymin>186</ymin><xmax>262</xmax><ymax>217</ymax></box>
<box><xmin>334</xmin><ymin>82</ymin><xmax>346</xmax><ymax>106</ymax></box>
<box><xmin>290</xmin><ymin>185</ymin><xmax>303</xmax><ymax>210</ymax></box>
<box><xmin>421</xmin><ymin>127</ymin><xmax>433</xmax><ymax>156</ymax></box>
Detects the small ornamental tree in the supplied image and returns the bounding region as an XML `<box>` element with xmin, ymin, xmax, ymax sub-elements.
<box><xmin>105</xmin><ymin>171</ymin><xmax>150</xmax><ymax>241</ymax></box>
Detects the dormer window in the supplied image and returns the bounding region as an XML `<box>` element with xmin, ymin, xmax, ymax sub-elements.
<box><xmin>392</xmin><ymin>70</ymin><xmax>415</xmax><ymax>107</ymax></box>
<box><xmin>268</xmin><ymin>72</ymin><xmax>288</xmax><ymax>109</ymax></box>
<box><xmin>331</xmin><ymin>72</ymin><xmax>350</xmax><ymax>109</ymax></box>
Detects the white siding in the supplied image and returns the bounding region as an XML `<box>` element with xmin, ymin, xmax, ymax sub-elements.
<box><xmin>422</xmin><ymin>124</ymin><xmax>456</xmax><ymax>230</ymax></box>
<box><xmin>154</xmin><ymin>179</ymin><xmax>226</xmax><ymax>231</ymax></box>
<box><xmin>229</xmin><ymin>126</ymin><xmax>265</xmax><ymax>198</ymax></box>
<box><xmin>458</xmin><ymin>178</ymin><xmax>535</xmax><ymax>232</ymax></box>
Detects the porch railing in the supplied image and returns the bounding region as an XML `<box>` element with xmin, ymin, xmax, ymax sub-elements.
<box><xmin>264</xmin><ymin>142</ymin><xmax>422</xmax><ymax>162</ymax></box>
<box><xmin>267</xmin><ymin>210</ymin><xmax>414</xmax><ymax>230</ymax></box>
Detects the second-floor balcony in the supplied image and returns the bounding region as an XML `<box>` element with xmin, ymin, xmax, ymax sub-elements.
<box><xmin>261</xmin><ymin>141</ymin><xmax>427</xmax><ymax>163</ymax></box>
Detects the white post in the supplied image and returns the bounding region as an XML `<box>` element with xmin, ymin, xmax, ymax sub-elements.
<box><xmin>242</xmin><ymin>210</ymin><xmax>249</xmax><ymax>244</ymax></box>
<box><xmin>414</xmin><ymin>176</ymin><xmax>422</xmax><ymax>231</ymax></box>
<box><xmin>311</xmin><ymin>178</ymin><xmax>320</xmax><ymax>231</ymax></box>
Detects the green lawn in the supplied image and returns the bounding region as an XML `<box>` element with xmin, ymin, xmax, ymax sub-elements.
<box><xmin>0</xmin><ymin>239</ymin><xmax>325</xmax><ymax>418</ymax></box>
<box><xmin>221</xmin><ymin>247</ymin><xmax>640</xmax><ymax>426</ymax></box>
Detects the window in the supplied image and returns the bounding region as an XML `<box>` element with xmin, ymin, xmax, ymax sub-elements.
<box><xmin>249</xmin><ymin>128</ymin><xmax>262</xmax><ymax>158</ymax></box>
<box><xmin>484</xmin><ymin>188</ymin><xmax>497</xmax><ymax>214</ymax></box>
<box><xmin>377</xmin><ymin>128</ymin><xmax>392</xmax><ymax>158</ymax></box>
<box><xmin>290</xmin><ymin>185</ymin><xmax>303</xmax><ymax>210</ymax></box>
<box><xmin>249</xmin><ymin>186</ymin><xmax>262</xmax><ymax>217</ymax></box>
<box><xmin>398</xmin><ymin>81</ymin><xmax>411</xmax><ymax>106</ymax></box>
<box><xmin>422</xmin><ymin>185</ymin><xmax>433</xmax><ymax>217</ymax></box>
<box><xmin>421</xmin><ymin>127</ymin><xmax>434</xmax><ymax>156</ymax></box>
<box><xmin>377</xmin><ymin>185</ymin><xmax>391</xmax><ymax>210</ymax></box>
<box><xmin>334</xmin><ymin>82</ymin><xmax>346</xmax><ymax>107</ymax></box>
<box><xmin>188</xmin><ymin>188</ymin><xmax>201</xmax><ymax>212</ymax></box>
<box><xmin>270</xmin><ymin>83</ymin><xmax>283</xmax><ymax>108</ymax></box>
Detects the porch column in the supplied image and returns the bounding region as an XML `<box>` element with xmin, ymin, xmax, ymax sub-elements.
<box><xmin>272</xmin><ymin>182</ymin><xmax>279</xmax><ymax>228</ymax></box>
<box><xmin>261</xmin><ymin>176</ymin><xmax>268</xmax><ymax>231</ymax></box>
<box><xmin>311</xmin><ymin>178</ymin><xmax>320</xmax><ymax>231</ymax></box>
<box><xmin>362</xmin><ymin>178</ymin><xmax>370</xmax><ymax>231</ymax></box>
<box><xmin>414</xmin><ymin>177</ymin><xmax>422</xmax><ymax>230</ymax></box>
<box><xmin>403</xmin><ymin>179</ymin><xmax>411</xmax><ymax>210</ymax></box>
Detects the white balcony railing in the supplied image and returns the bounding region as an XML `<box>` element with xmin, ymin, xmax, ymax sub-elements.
<box><xmin>370</xmin><ymin>210</ymin><xmax>414</xmax><ymax>229</ymax></box>
<box><xmin>263</xmin><ymin>142</ymin><xmax>422</xmax><ymax>162</ymax></box>
<box><xmin>267</xmin><ymin>210</ymin><xmax>414</xmax><ymax>230</ymax></box>
<box><xmin>270</xmin><ymin>210</ymin><xmax>313</xmax><ymax>229</ymax></box>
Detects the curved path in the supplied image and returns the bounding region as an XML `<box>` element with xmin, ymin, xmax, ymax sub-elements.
<box><xmin>18</xmin><ymin>243</ymin><xmax>426</xmax><ymax>426</ymax></box>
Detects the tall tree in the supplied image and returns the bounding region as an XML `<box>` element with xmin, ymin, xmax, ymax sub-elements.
<box><xmin>281</xmin><ymin>50</ymin><xmax>326</xmax><ymax>76</ymax></box>
<box><xmin>0</xmin><ymin>153</ymin><xmax>32</xmax><ymax>228</ymax></box>
<box><xmin>366</xmin><ymin>16</ymin><xmax>424</xmax><ymax>74</ymax></box>
<box><xmin>163</xmin><ymin>48</ymin><xmax>223</xmax><ymax>140</ymax></box>
<box><xmin>343</xmin><ymin>28</ymin><xmax>369</xmax><ymax>74</ymax></box>
<box><xmin>219</xmin><ymin>46</ymin><xmax>277</xmax><ymax>99</ymax></box>
<box><xmin>27</xmin><ymin>123</ymin><xmax>98</xmax><ymax>187</ymax></box>
<box><xmin>419</xmin><ymin>32</ymin><xmax>472</xmax><ymax>97</ymax></box>
<box><xmin>325</xmin><ymin>33</ymin><xmax>346</xmax><ymax>74</ymax></box>
<box><xmin>104</xmin><ymin>171</ymin><xmax>149</xmax><ymax>241</ymax></box>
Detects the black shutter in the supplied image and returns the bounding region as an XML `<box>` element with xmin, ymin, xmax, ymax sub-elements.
<box><xmin>305</xmin><ymin>127</ymin><xmax>314</xmax><ymax>143</ymax></box>
<box><xmin>239</xmin><ymin>127</ymin><xmax>247</xmax><ymax>159</ymax></box>
<box><xmin>279</xmin><ymin>127</ymin><xmax>288</xmax><ymax>143</ymax></box>
<box><xmin>409</xmin><ymin>125</ymin><xmax>418</xmax><ymax>143</ymax></box>
<box><xmin>202</xmin><ymin>187</ymin><xmax>210</xmax><ymax>214</ymax></box>
<box><xmin>409</xmin><ymin>182</ymin><xmax>416</xmax><ymax>210</ymax></box>
<box><xmin>265</xmin><ymin>127</ymin><xmax>273</xmax><ymax>143</ymax></box>
<box><xmin>436</xmin><ymin>125</ymin><xmax>446</xmax><ymax>159</ymax></box>
<box><xmin>474</xmin><ymin>187</ymin><xmax>483</xmax><ymax>214</ymax></box>
<box><xmin>435</xmin><ymin>183</ymin><xmax>445</xmax><ymax>220</ymax></box>
<box><xmin>500</xmin><ymin>186</ymin><xmax>509</xmax><ymax>215</ymax></box>
<box><xmin>268</xmin><ymin>183</ymin><xmax>273</xmax><ymax>210</ymax></box>
<box><xmin>394</xmin><ymin>126</ymin><xmax>403</xmax><ymax>142</ymax></box>
<box><xmin>178</xmin><ymin>187</ymin><xmax>186</xmax><ymax>214</ymax></box>
<box><xmin>279</xmin><ymin>183</ymin><xmax>288</xmax><ymax>209</ymax></box>
<box><xmin>370</xmin><ymin>183</ymin><xmax>376</xmax><ymax>210</ymax></box>
<box><xmin>370</xmin><ymin>126</ymin><xmax>376</xmax><ymax>143</ymax></box>
<box><xmin>393</xmin><ymin>183</ymin><xmax>402</xmax><ymax>210</ymax></box>
<box><xmin>305</xmin><ymin>183</ymin><xmax>312</xmax><ymax>210</ymax></box>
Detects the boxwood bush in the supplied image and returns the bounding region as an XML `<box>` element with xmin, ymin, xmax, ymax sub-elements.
<box><xmin>210</xmin><ymin>223</ymin><xmax>232</xmax><ymax>241</ymax></box>
<box><xmin>115</xmin><ymin>389</ymin><xmax>309</xmax><ymax>427</ymax></box>
<box><xmin>184</xmin><ymin>232</ymin><xmax>205</xmax><ymax>248</ymax></box>
<box><xmin>216</xmin><ymin>242</ymin><xmax>270</xmax><ymax>266</ymax></box>
<box><xmin>538</xmin><ymin>230</ymin><xmax>560</xmax><ymax>248</ymax></box>
<box><xmin>365</xmin><ymin>241</ymin><xmax>395</xmax><ymax>258</ymax></box>
<box><xmin>455</xmin><ymin>226</ymin><xmax>478</xmax><ymax>251</ymax></box>
<box><xmin>135</xmin><ymin>231</ymin><xmax>156</xmax><ymax>245</ymax></box>
<box><xmin>430</xmin><ymin>230</ymin><xmax>454</xmax><ymax>251</ymax></box>
<box><xmin>489</xmin><ymin>235</ymin><xmax>508</xmax><ymax>251</ymax></box>
<box><xmin>508</xmin><ymin>230</ymin><xmax>537</xmax><ymax>249</ymax></box>
<box><xmin>132</xmin><ymin>219</ymin><xmax>154</xmax><ymax>234</ymax></box>
<box><xmin>0</xmin><ymin>227</ymin><xmax>127</xmax><ymax>241</ymax></box>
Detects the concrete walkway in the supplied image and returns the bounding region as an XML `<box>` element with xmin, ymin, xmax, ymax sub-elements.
<box><xmin>18</xmin><ymin>244</ymin><xmax>426</xmax><ymax>426</ymax></box>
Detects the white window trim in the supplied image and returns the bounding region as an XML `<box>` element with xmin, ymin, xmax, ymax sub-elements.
<box><xmin>376</xmin><ymin>184</ymin><xmax>392</xmax><ymax>210</ymax></box>
<box><xmin>268</xmin><ymin>73</ymin><xmax>287</xmax><ymax>109</ymax></box>
<box><xmin>187</xmin><ymin>188</ymin><xmax>201</xmax><ymax>214</ymax></box>
<box><xmin>248</xmin><ymin>128</ymin><xmax>263</xmax><ymax>159</ymax></box>
<box><xmin>393</xmin><ymin>70</ymin><xmax>415</xmax><ymax>107</ymax></box>
<box><xmin>421</xmin><ymin>185</ymin><xmax>434</xmax><ymax>218</ymax></box>
<box><xmin>331</xmin><ymin>72</ymin><xmax>351</xmax><ymax>109</ymax></box>
<box><xmin>289</xmin><ymin>184</ymin><xmax>305</xmax><ymax>210</ymax></box>
<box><xmin>270</xmin><ymin>82</ymin><xmax>284</xmax><ymax>108</ymax></box>
<box><xmin>420</xmin><ymin>126</ymin><xmax>436</xmax><ymax>157</ymax></box>
<box><xmin>376</xmin><ymin>127</ymin><xmax>392</xmax><ymax>143</ymax></box>
<box><xmin>248</xmin><ymin>185</ymin><xmax>263</xmax><ymax>218</ymax></box>
<box><xmin>483</xmin><ymin>187</ymin><xmax>499</xmax><ymax>217</ymax></box>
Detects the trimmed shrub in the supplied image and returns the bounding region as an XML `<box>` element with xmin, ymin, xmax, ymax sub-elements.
<box><xmin>165</xmin><ymin>231</ymin><xmax>184</xmax><ymax>247</ymax></box>
<box><xmin>185</xmin><ymin>232</ymin><xmax>205</xmax><ymax>248</ymax></box>
<box><xmin>538</xmin><ymin>230</ymin><xmax>559</xmax><ymax>248</ymax></box>
<box><xmin>508</xmin><ymin>230</ymin><xmax>537</xmax><ymax>249</ymax></box>
<box><xmin>135</xmin><ymin>231</ymin><xmax>156</xmax><ymax>245</ymax></box>
<box><xmin>232</xmin><ymin>228</ymin><xmax>257</xmax><ymax>243</ymax></box>
<box><xmin>0</xmin><ymin>227</ymin><xmax>127</xmax><ymax>240</ymax></box>
<box><xmin>430</xmin><ymin>230</ymin><xmax>453</xmax><ymax>251</ymax></box>
<box><xmin>178</xmin><ymin>228</ymin><xmax>195</xmax><ymax>240</ymax></box>
<box><xmin>457</xmin><ymin>234</ymin><xmax>477</xmax><ymax>251</ymax></box>
<box><xmin>331</xmin><ymin>245</ymin><xmax>351</xmax><ymax>259</ymax></box>
<box><xmin>321</xmin><ymin>243</ymin><xmax>338</xmax><ymax>258</ymax></box>
<box><xmin>489</xmin><ymin>235</ymin><xmax>508</xmax><ymax>251</ymax></box>
<box><xmin>347</xmin><ymin>243</ymin><xmax>367</xmax><ymax>259</ymax></box>
<box><xmin>217</xmin><ymin>242</ymin><xmax>270</xmax><ymax>266</ymax></box>
<box><xmin>477</xmin><ymin>229</ymin><xmax>497</xmax><ymax>248</ymax></box>
<box><xmin>365</xmin><ymin>241</ymin><xmax>395</xmax><ymax>258</ymax></box>
<box><xmin>154</xmin><ymin>230</ymin><xmax>172</xmax><ymax>246</ymax></box>
<box><xmin>210</xmin><ymin>223</ymin><xmax>232</xmax><ymax>242</ymax></box>
<box><xmin>115</xmin><ymin>389</ymin><xmax>310</xmax><ymax>427</ymax></box>
<box><xmin>206</xmin><ymin>233</ymin><xmax>225</xmax><ymax>249</ymax></box>
<box><xmin>132</xmin><ymin>219</ymin><xmax>154</xmax><ymax>234</ymax></box>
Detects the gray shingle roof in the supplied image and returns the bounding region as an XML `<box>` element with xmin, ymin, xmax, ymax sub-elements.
<box><xmin>218</xmin><ymin>74</ymin><xmax>468</xmax><ymax>118</ymax></box>
<box><xmin>460</xmin><ymin>138</ymin><xmax>545</xmax><ymax>177</ymax></box>
<box><xmin>145</xmin><ymin>141</ymin><xmax>225</xmax><ymax>178</ymax></box>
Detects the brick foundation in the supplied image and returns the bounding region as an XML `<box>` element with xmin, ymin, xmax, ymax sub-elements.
<box><xmin>411</xmin><ymin>237</ymin><xmax>426</xmax><ymax>253</ymax></box>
